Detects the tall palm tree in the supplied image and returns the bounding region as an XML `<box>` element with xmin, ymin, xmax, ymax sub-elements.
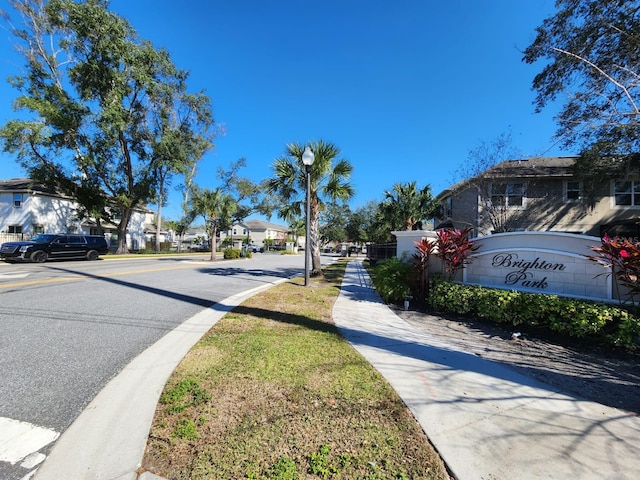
<box><xmin>381</xmin><ymin>182</ymin><xmax>437</xmax><ymax>231</ymax></box>
<box><xmin>190</xmin><ymin>187</ymin><xmax>237</xmax><ymax>261</ymax></box>
<box><xmin>266</xmin><ymin>140</ymin><xmax>354</xmax><ymax>276</ymax></box>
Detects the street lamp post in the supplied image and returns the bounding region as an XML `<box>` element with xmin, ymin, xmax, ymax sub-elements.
<box><xmin>302</xmin><ymin>146</ymin><xmax>315</xmax><ymax>286</ymax></box>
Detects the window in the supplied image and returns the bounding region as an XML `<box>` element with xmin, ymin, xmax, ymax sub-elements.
<box><xmin>491</xmin><ymin>183</ymin><xmax>525</xmax><ymax>208</ymax></box>
<box><xmin>565</xmin><ymin>181</ymin><xmax>582</xmax><ymax>202</ymax></box>
<box><xmin>8</xmin><ymin>225</ymin><xmax>22</xmax><ymax>234</ymax></box>
<box><xmin>443</xmin><ymin>197</ymin><xmax>452</xmax><ymax>217</ymax></box>
<box><xmin>13</xmin><ymin>193</ymin><xmax>23</xmax><ymax>208</ymax></box>
<box><xmin>33</xmin><ymin>225</ymin><xmax>44</xmax><ymax>234</ymax></box>
<box><xmin>614</xmin><ymin>180</ymin><xmax>640</xmax><ymax>206</ymax></box>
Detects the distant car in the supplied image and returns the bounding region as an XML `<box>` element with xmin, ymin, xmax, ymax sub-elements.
<box><xmin>247</xmin><ymin>243</ymin><xmax>263</xmax><ymax>253</ymax></box>
<box><xmin>0</xmin><ymin>234</ymin><xmax>109</xmax><ymax>263</ymax></box>
<box><xmin>189</xmin><ymin>243</ymin><xmax>210</xmax><ymax>252</ymax></box>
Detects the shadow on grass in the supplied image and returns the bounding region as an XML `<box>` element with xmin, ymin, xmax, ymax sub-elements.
<box><xmin>230</xmin><ymin>304</ymin><xmax>341</xmax><ymax>336</ymax></box>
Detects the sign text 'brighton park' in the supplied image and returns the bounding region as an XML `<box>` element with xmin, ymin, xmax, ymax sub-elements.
<box><xmin>491</xmin><ymin>253</ymin><xmax>566</xmax><ymax>289</ymax></box>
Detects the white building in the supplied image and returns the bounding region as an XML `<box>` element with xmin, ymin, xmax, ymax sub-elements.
<box><xmin>219</xmin><ymin>219</ymin><xmax>292</xmax><ymax>248</ymax></box>
<box><xmin>0</xmin><ymin>178</ymin><xmax>149</xmax><ymax>251</ymax></box>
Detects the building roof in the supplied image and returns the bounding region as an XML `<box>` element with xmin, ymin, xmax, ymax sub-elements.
<box><xmin>486</xmin><ymin>156</ymin><xmax>578</xmax><ymax>177</ymax></box>
<box><xmin>0</xmin><ymin>177</ymin><xmax>153</xmax><ymax>213</ymax></box>
<box><xmin>436</xmin><ymin>156</ymin><xmax>579</xmax><ymax>200</ymax></box>
<box><xmin>0</xmin><ymin>178</ymin><xmax>64</xmax><ymax>196</ymax></box>
<box><xmin>243</xmin><ymin>219</ymin><xmax>289</xmax><ymax>232</ymax></box>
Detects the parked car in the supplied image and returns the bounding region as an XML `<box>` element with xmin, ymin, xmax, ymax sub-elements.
<box><xmin>189</xmin><ymin>243</ymin><xmax>210</xmax><ymax>252</ymax></box>
<box><xmin>0</xmin><ymin>233</ymin><xmax>109</xmax><ymax>263</ymax></box>
<box><xmin>247</xmin><ymin>243</ymin><xmax>264</xmax><ymax>253</ymax></box>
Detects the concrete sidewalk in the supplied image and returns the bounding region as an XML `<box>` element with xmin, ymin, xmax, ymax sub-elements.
<box><xmin>333</xmin><ymin>260</ymin><xmax>640</xmax><ymax>480</ymax></box>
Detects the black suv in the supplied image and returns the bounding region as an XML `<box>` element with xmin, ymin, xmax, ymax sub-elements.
<box><xmin>0</xmin><ymin>234</ymin><xmax>109</xmax><ymax>263</ymax></box>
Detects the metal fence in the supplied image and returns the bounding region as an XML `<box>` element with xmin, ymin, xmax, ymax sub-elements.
<box><xmin>366</xmin><ymin>241</ymin><xmax>397</xmax><ymax>266</ymax></box>
<box><xmin>0</xmin><ymin>233</ymin><xmax>31</xmax><ymax>244</ymax></box>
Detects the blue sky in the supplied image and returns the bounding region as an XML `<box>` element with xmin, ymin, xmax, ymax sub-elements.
<box><xmin>0</xmin><ymin>0</ymin><xmax>569</xmax><ymax>223</ymax></box>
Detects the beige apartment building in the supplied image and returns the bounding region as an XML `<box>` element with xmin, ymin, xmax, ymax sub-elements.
<box><xmin>434</xmin><ymin>156</ymin><xmax>640</xmax><ymax>238</ymax></box>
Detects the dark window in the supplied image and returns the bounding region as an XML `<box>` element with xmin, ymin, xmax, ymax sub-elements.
<box><xmin>491</xmin><ymin>183</ymin><xmax>524</xmax><ymax>208</ymax></box>
<box><xmin>614</xmin><ymin>180</ymin><xmax>640</xmax><ymax>206</ymax></box>
<box><xmin>67</xmin><ymin>236</ymin><xmax>86</xmax><ymax>244</ymax></box>
<box><xmin>565</xmin><ymin>181</ymin><xmax>582</xmax><ymax>202</ymax></box>
<box><xmin>13</xmin><ymin>193</ymin><xmax>22</xmax><ymax>208</ymax></box>
<box><xmin>8</xmin><ymin>225</ymin><xmax>22</xmax><ymax>234</ymax></box>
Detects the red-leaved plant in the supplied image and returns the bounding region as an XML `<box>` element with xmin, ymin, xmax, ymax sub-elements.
<box><xmin>588</xmin><ymin>233</ymin><xmax>640</xmax><ymax>303</ymax></box>
<box><xmin>413</xmin><ymin>238</ymin><xmax>437</xmax><ymax>301</ymax></box>
<box><xmin>412</xmin><ymin>227</ymin><xmax>478</xmax><ymax>303</ymax></box>
<box><xmin>435</xmin><ymin>227</ymin><xmax>478</xmax><ymax>280</ymax></box>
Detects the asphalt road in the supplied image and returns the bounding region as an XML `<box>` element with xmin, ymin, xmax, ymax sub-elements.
<box><xmin>0</xmin><ymin>253</ymin><xmax>307</xmax><ymax>480</ymax></box>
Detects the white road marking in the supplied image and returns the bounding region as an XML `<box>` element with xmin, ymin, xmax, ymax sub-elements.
<box><xmin>0</xmin><ymin>272</ymin><xmax>30</xmax><ymax>279</ymax></box>
<box><xmin>21</xmin><ymin>452</ymin><xmax>47</xmax><ymax>468</ymax></box>
<box><xmin>0</xmin><ymin>417</ymin><xmax>59</xmax><ymax>465</ymax></box>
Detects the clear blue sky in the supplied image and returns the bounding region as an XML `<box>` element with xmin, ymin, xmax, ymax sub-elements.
<box><xmin>0</xmin><ymin>0</ymin><xmax>569</xmax><ymax>223</ymax></box>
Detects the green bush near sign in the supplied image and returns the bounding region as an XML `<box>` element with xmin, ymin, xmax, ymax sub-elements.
<box><xmin>369</xmin><ymin>257</ymin><xmax>416</xmax><ymax>304</ymax></box>
<box><xmin>428</xmin><ymin>279</ymin><xmax>640</xmax><ymax>351</ymax></box>
<box><xmin>222</xmin><ymin>248</ymin><xmax>252</xmax><ymax>259</ymax></box>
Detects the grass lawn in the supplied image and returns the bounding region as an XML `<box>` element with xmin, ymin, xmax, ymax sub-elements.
<box><xmin>141</xmin><ymin>259</ymin><xmax>449</xmax><ymax>480</ymax></box>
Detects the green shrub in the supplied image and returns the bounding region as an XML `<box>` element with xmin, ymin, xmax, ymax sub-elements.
<box><xmin>370</xmin><ymin>257</ymin><xmax>417</xmax><ymax>304</ymax></box>
<box><xmin>428</xmin><ymin>279</ymin><xmax>640</xmax><ymax>351</ymax></box>
<box><xmin>223</xmin><ymin>248</ymin><xmax>253</xmax><ymax>259</ymax></box>
<box><xmin>609</xmin><ymin>312</ymin><xmax>640</xmax><ymax>349</ymax></box>
<box><xmin>223</xmin><ymin>248</ymin><xmax>242</xmax><ymax>259</ymax></box>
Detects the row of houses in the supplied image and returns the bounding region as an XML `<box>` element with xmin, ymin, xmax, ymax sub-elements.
<box><xmin>0</xmin><ymin>178</ymin><xmax>290</xmax><ymax>250</ymax></box>
<box><xmin>4</xmin><ymin>155</ymin><xmax>640</xmax><ymax>250</ymax></box>
<box><xmin>434</xmin><ymin>156</ymin><xmax>640</xmax><ymax>239</ymax></box>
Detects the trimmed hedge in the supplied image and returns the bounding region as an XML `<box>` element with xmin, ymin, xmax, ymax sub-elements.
<box><xmin>428</xmin><ymin>280</ymin><xmax>640</xmax><ymax>351</ymax></box>
<box><xmin>222</xmin><ymin>248</ymin><xmax>253</xmax><ymax>259</ymax></box>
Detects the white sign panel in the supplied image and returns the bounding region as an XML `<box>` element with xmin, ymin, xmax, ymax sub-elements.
<box><xmin>464</xmin><ymin>232</ymin><xmax>611</xmax><ymax>301</ymax></box>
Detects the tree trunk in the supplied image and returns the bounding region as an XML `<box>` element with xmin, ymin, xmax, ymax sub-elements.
<box><xmin>310</xmin><ymin>201</ymin><xmax>322</xmax><ymax>276</ymax></box>
<box><xmin>115</xmin><ymin>208</ymin><xmax>133</xmax><ymax>254</ymax></box>
<box><xmin>155</xmin><ymin>177</ymin><xmax>166</xmax><ymax>253</ymax></box>
<box><xmin>210</xmin><ymin>219</ymin><xmax>217</xmax><ymax>261</ymax></box>
<box><xmin>155</xmin><ymin>203</ymin><xmax>162</xmax><ymax>253</ymax></box>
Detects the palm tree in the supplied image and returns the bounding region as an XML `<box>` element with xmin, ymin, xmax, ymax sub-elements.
<box><xmin>190</xmin><ymin>187</ymin><xmax>237</xmax><ymax>261</ymax></box>
<box><xmin>381</xmin><ymin>182</ymin><xmax>437</xmax><ymax>231</ymax></box>
<box><xmin>266</xmin><ymin>140</ymin><xmax>354</xmax><ymax>276</ymax></box>
<box><xmin>287</xmin><ymin>218</ymin><xmax>305</xmax><ymax>250</ymax></box>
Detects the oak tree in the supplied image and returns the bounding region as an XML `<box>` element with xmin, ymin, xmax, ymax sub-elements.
<box><xmin>523</xmin><ymin>0</ymin><xmax>640</xmax><ymax>154</ymax></box>
<box><xmin>0</xmin><ymin>0</ymin><xmax>215</xmax><ymax>253</ymax></box>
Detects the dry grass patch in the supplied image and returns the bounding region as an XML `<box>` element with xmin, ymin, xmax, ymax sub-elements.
<box><xmin>142</xmin><ymin>260</ymin><xmax>449</xmax><ymax>479</ymax></box>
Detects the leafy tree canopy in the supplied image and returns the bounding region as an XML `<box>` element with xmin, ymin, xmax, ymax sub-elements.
<box><xmin>380</xmin><ymin>181</ymin><xmax>437</xmax><ymax>231</ymax></box>
<box><xmin>189</xmin><ymin>186</ymin><xmax>236</xmax><ymax>261</ymax></box>
<box><xmin>0</xmin><ymin>0</ymin><xmax>215</xmax><ymax>253</ymax></box>
<box><xmin>266</xmin><ymin>139</ymin><xmax>354</xmax><ymax>275</ymax></box>
<box><xmin>523</xmin><ymin>0</ymin><xmax>640</xmax><ymax>155</ymax></box>
<box><xmin>319</xmin><ymin>201</ymin><xmax>350</xmax><ymax>246</ymax></box>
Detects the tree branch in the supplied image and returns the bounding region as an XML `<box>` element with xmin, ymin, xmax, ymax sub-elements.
<box><xmin>552</xmin><ymin>46</ymin><xmax>640</xmax><ymax>114</ymax></box>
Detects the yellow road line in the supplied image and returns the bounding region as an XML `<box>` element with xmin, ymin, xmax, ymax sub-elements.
<box><xmin>0</xmin><ymin>264</ymin><xmax>199</xmax><ymax>289</ymax></box>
